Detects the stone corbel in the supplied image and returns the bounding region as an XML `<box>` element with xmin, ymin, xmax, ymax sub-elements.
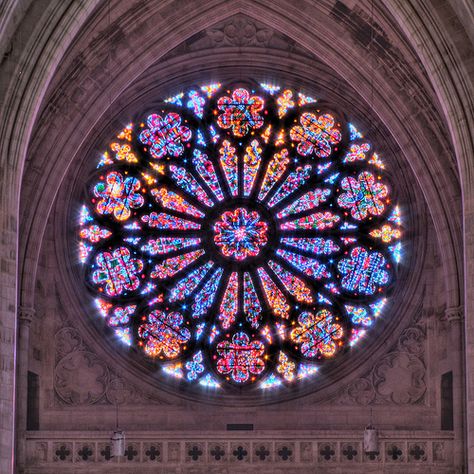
<box><xmin>18</xmin><ymin>306</ymin><xmax>36</xmax><ymax>325</ymax></box>
<box><xmin>443</xmin><ymin>306</ymin><xmax>463</xmax><ymax>324</ymax></box>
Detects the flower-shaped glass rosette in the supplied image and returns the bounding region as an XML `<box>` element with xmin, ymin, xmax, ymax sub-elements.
<box><xmin>337</xmin><ymin>247</ymin><xmax>389</xmax><ymax>295</ymax></box>
<box><xmin>290</xmin><ymin>113</ymin><xmax>342</xmax><ymax>158</ymax></box>
<box><xmin>291</xmin><ymin>310</ymin><xmax>344</xmax><ymax>358</ymax></box>
<box><xmin>94</xmin><ymin>171</ymin><xmax>144</xmax><ymax>221</ymax></box>
<box><xmin>216</xmin><ymin>332</ymin><xmax>265</xmax><ymax>383</ymax></box>
<box><xmin>337</xmin><ymin>171</ymin><xmax>388</xmax><ymax>220</ymax></box>
<box><xmin>92</xmin><ymin>247</ymin><xmax>144</xmax><ymax>297</ymax></box>
<box><xmin>217</xmin><ymin>88</ymin><xmax>264</xmax><ymax>137</ymax></box>
<box><xmin>138</xmin><ymin>310</ymin><xmax>191</xmax><ymax>358</ymax></box>
<box><xmin>78</xmin><ymin>81</ymin><xmax>403</xmax><ymax>391</ymax></box>
<box><xmin>214</xmin><ymin>208</ymin><xmax>268</xmax><ymax>260</ymax></box>
<box><xmin>139</xmin><ymin>112</ymin><xmax>192</xmax><ymax>159</ymax></box>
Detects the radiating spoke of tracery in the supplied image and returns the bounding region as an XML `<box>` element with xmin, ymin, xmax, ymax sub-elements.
<box><xmin>78</xmin><ymin>81</ymin><xmax>402</xmax><ymax>390</ymax></box>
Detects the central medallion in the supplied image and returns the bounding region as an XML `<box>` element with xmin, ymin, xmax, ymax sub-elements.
<box><xmin>213</xmin><ymin>207</ymin><xmax>268</xmax><ymax>260</ymax></box>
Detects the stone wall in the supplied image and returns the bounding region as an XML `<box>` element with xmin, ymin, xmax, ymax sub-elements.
<box><xmin>0</xmin><ymin>1</ymin><xmax>472</xmax><ymax>473</ymax></box>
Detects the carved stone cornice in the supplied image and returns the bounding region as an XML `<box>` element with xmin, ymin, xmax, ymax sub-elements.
<box><xmin>18</xmin><ymin>306</ymin><xmax>35</xmax><ymax>326</ymax></box>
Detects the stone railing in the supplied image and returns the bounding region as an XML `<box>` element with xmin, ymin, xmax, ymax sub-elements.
<box><xmin>25</xmin><ymin>430</ymin><xmax>454</xmax><ymax>472</ymax></box>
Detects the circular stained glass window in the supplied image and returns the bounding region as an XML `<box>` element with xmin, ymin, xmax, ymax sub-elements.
<box><xmin>77</xmin><ymin>81</ymin><xmax>402</xmax><ymax>390</ymax></box>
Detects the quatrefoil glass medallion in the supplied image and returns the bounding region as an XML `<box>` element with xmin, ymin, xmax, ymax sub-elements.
<box><xmin>76</xmin><ymin>81</ymin><xmax>403</xmax><ymax>390</ymax></box>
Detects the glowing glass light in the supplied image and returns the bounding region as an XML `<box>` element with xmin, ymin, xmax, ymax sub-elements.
<box><xmin>219</xmin><ymin>272</ymin><xmax>239</xmax><ymax>328</ymax></box>
<box><xmin>150</xmin><ymin>250</ymin><xmax>205</xmax><ymax>279</ymax></box>
<box><xmin>257</xmin><ymin>267</ymin><xmax>290</xmax><ymax>319</ymax></box>
<box><xmin>138</xmin><ymin>310</ymin><xmax>190</xmax><ymax>358</ymax></box>
<box><xmin>243</xmin><ymin>272</ymin><xmax>261</xmax><ymax>328</ymax></box>
<box><xmin>141</xmin><ymin>237</ymin><xmax>200</xmax><ymax>255</ymax></box>
<box><xmin>290</xmin><ymin>113</ymin><xmax>341</xmax><ymax>158</ymax></box>
<box><xmin>216</xmin><ymin>332</ymin><xmax>265</xmax><ymax>383</ymax></box>
<box><xmin>192</xmin><ymin>267</ymin><xmax>223</xmax><ymax>318</ymax></box>
<box><xmin>78</xmin><ymin>80</ymin><xmax>403</xmax><ymax>390</ymax></box>
<box><xmin>219</xmin><ymin>140</ymin><xmax>239</xmax><ymax>196</ymax></box>
<box><xmin>169</xmin><ymin>164</ymin><xmax>214</xmax><ymax>207</ymax></box>
<box><xmin>291</xmin><ymin>310</ymin><xmax>343</xmax><ymax>358</ymax></box>
<box><xmin>243</xmin><ymin>140</ymin><xmax>262</xmax><ymax>196</ymax></box>
<box><xmin>268</xmin><ymin>260</ymin><xmax>313</xmax><ymax>303</ymax></box>
<box><xmin>192</xmin><ymin>149</ymin><xmax>224</xmax><ymax>201</ymax></box>
<box><xmin>92</xmin><ymin>247</ymin><xmax>143</xmax><ymax>296</ymax></box>
<box><xmin>277</xmin><ymin>188</ymin><xmax>331</xmax><ymax>218</ymax></box>
<box><xmin>94</xmin><ymin>171</ymin><xmax>144</xmax><ymax>221</ymax></box>
<box><xmin>217</xmin><ymin>88</ymin><xmax>264</xmax><ymax>137</ymax></box>
<box><xmin>139</xmin><ymin>113</ymin><xmax>191</xmax><ymax>159</ymax></box>
<box><xmin>258</xmin><ymin>149</ymin><xmax>290</xmax><ymax>201</ymax></box>
<box><xmin>267</xmin><ymin>165</ymin><xmax>312</xmax><ymax>207</ymax></box>
<box><xmin>214</xmin><ymin>208</ymin><xmax>268</xmax><ymax>260</ymax></box>
<box><xmin>151</xmin><ymin>188</ymin><xmax>204</xmax><ymax>218</ymax></box>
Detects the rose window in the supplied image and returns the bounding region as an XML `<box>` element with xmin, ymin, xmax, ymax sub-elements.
<box><xmin>77</xmin><ymin>81</ymin><xmax>403</xmax><ymax>390</ymax></box>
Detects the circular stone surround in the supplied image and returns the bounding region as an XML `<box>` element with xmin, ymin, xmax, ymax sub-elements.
<box><xmin>75</xmin><ymin>80</ymin><xmax>403</xmax><ymax>392</ymax></box>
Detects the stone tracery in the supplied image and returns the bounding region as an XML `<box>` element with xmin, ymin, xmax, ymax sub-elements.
<box><xmin>77</xmin><ymin>81</ymin><xmax>403</xmax><ymax>389</ymax></box>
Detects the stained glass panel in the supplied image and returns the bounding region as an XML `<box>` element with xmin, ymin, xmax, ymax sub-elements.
<box><xmin>78</xmin><ymin>80</ymin><xmax>403</xmax><ymax>390</ymax></box>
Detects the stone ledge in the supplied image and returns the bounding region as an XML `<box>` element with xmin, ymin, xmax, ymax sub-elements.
<box><xmin>25</xmin><ymin>430</ymin><xmax>455</xmax><ymax>470</ymax></box>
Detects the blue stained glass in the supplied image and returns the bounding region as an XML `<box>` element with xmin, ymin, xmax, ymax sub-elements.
<box><xmin>317</xmin><ymin>161</ymin><xmax>332</xmax><ymax>174</ymax></box>
<box><xmin>169</xmin><ymin>165</ymin><xmax>214</xmax><ymax>207</ymax></box>
<box><xmin>243</xmin><ymin>272</ymin><xmax>261</xmax><ymax>328</ymax></box>
<box><xmin>348</xmin><ymin>123</ymin><xmax>363</xmax><ymax>140</ymax></box>
<box><xmin>277</xmin><ymin>188</ymin><xmax>331</xmax><ymax>218</ymax></box>
<box><xmin>186</xmin><ymin>351</ymin><xmax>205</xmax><ymax>381</ymax></box>
<box><xmin>388</xmin><ymin>206</ymin><xmax>402</xmax><ymax>225</ymax></box>
<box><xmin>260</xmin><ymin>83</ymin><xmax>281</xmax><ymax>94</ymax></box>
<box><xmin>280</xmin><ymin>237</ymin><xmax>340</xmax><ymax>255</ymax></box>
<box><xmin>196</xmin><ymin>322</ymin><xmax>205</xmax><ymax>340</ymax></box>
<box><xmin>124</xmin><ymin>221</ymin><xmax>141</xmax><ymax>230</ymax></box>
<box><xmin>199</xmin><ymin>373</ymin><xmax>220</xmax><ymax>388</ymax></box>
<box><xmin>260</xmin><ymin>374</ymin><xmax>282</xmax><ymax>388</ymax></box>
<box><xmin>324</xmin><ymin>172</ymin><xmax>340</xmax><ymax>184</ymax></box>
<box><xmin>163</xmin><ymin>363</ymin><xmax>184</xmax><ymax>378</ymax></box>
<box><xmin>192</xmin><ymin>149</ymin><xmax>225</xmax><ymax>201</ymax></box>
<box><xmin>169</xmin><ymin>261</ymin><xmax>214</xmax><ymax>302</ymax></box>
<box><xmin>297</xmin><ymin>363</ymin><xmax>319</xmax><ymax>379</ymax></box>
<box><xmin>338</xmin><ymin>247</ymin><xmax>389</xmax><ymax>295</ymax></box>
<box><xmin>123</xmin><ymin>237</ymin><xmax>141</xmax><ymax>245</ymax></box>
<box><xmin>187</xmin><ymin>90</ymin><xmax>205</xmax><ymax>118</ymax></box>
<box><xmin>267</xmin><ymin>165</ymin><xmax>312</xmax><ymax>207</ymax></box>
<box><xmin>79</xmin><ymin>205</ymin><xmax>93</xmax><ymax>225</ymax></box>
<box><xmin>277</xmin><ymin>249</ymin><xmax>330</xmax><ymax>280</ymax></box>
<box><xmin>165</xmin><ymin>92</ymin><xmax>184</xmax><ymax>106</ymax></box>
<box><xmin>196</xmin><ymin>129</ymin><xmax>206</xmax><ymax>146</ymax></box>
<box><xmin>192</xmin><ymin>267</ymin><xmax>224</xmax><ymax>317</ymax></box>
<box><xmin>79</xmin><ymin>80</ymin><xmax>402</xmax><ymax>391</ymax></box>
<box><xmin>340</xmin><ymin>222</ymin><xmax>358</xmax><ymax>230</ymax></box>
<box><xmin>345</xmin><ymin>305</ymin><xmax>372</xmax><ymax>326</ymax></box>
<box><xmin>370</xmin><ymin>299</ymin><xmax>386</xmax><ymax>317</ymax></box>
<box><xmin>317</xmin><ymin>293</ymin><xmax>332</xmax><ymax>305</ymax></box>
<box><xmin>209</xmin><ymin>125</ymin><xmax>219</xmax><ymax>143</ymax></box>
<box><xmin>389</xmin><ymin>242</ymin><xmax>402</xmax><ymax>263</ymax></box>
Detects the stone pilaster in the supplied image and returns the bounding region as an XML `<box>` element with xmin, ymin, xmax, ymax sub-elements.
<box><xmin>443</xmin><ymin>306</ymin><xmax>464</xmax><ymax>471</ymax></box>
<box><xmin>16</xmin><ymin>306</ymin><xmax>35</xmax><ymax>472</ymax></box>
